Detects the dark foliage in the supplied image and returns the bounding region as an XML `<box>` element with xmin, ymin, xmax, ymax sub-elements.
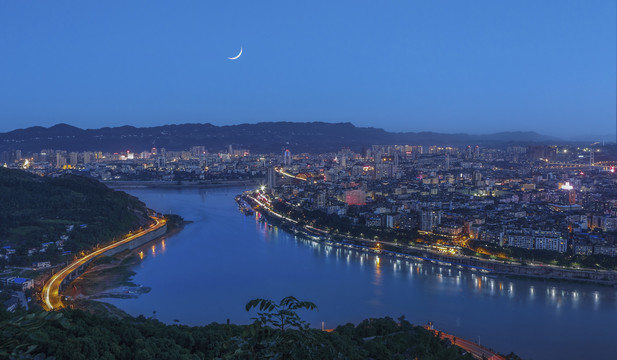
<box><xmin>0</xmin><ymin>168</ymin><xmax>150</xmax><ymax>265</ymax></box>
<box><xmin>0</xmin><ymin>308</ymin><xmax>474</xmax><ymax>360</ymax></box>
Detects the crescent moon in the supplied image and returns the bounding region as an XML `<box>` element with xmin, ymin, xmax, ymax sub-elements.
<box><xmin>228</xmin><ymin>47</ymin><xmax>242</xmax><ymax>60</ymax></box>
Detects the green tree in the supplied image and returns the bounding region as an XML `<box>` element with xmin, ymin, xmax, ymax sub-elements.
<box><xmin>245</xmin><ymin>296</ymin><xmax>317</xmax><ymax>333</ymax></box>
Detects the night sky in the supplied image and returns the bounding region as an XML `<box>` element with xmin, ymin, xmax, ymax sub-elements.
<box><xmin>0</xmin><ymin>1</ymin><xmax>615</xmax><ymax>138</ymax></box>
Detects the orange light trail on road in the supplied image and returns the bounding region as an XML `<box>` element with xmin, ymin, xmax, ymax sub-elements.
<box><xmin>42</xmin><ymin>217</ymin><xmax>166</xmax><ymax>311</ymax></box>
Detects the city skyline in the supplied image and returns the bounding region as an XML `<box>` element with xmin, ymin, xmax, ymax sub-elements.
<box><xmin>3</xmin><ymin>2</ymin><xmax>617</xmax><ymax>359</ymax></box>
<box><xmin>0</xmin><ymin>1</ymin><xmax>615</xmax><ymax>137</ymax></box>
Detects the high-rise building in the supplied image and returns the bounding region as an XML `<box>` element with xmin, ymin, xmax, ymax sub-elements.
<box><xmin>420</xmin><ymin>209</ymin><xmax>441</xmax><ymax>232</ymax></box>
<box><xmin>527</xmin><ymin>145</ymin><xmax>557</xmax><ymax>161</ymax></box>
<box><xmin>192</xmin><ymin>146</ymin><xmax>206</xmax><ymax>157</ymax></box>
<box><xmin>465</xmin><ymin>146</ymin><xmax>472</xmax><ymax>159</ymax></box>
<box><xmin>267</xmin><ymin>166</ymin><xmax>277</xmax><ymax>190</ymax></box>
<box><xmin>157</xmin><ymin>156</ymin><xmax>166</xmax><ymax>168</ymax></box>
<box><xmin>39</xmin><ymin>150</ymin><xmax>49</xmax><ymax>162</ymax></box>
<box><xmin>56</xmin><ymin>153</ymin><xmax>67</xmax><ymax>168</ymax></box>
<box><xmin>283</xmin><ymin>149</ymin><xmax>292</xmax><ymax>166</ymax></box>
<box><xmin>315</xmin><ymin>191</ymin><xmax>327</xmax><ymax>209</ymax></box>
<box><xmin>69</xmin><ymin>152</ymin><xmax>78</xmax><ymax>166</ymax></box>
<box><xmin>374</xmin><ymin>164</ymin><xmax>393</xmax><ymax>179</ymax></box>
<box><xmin>373</xmin><ymin>150</ymin><xmax>381</xmax><ymax>164</ymax></box>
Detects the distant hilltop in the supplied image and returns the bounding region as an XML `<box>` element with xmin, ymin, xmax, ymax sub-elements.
<box><xmin>0</xmin><ymin>121</ymin><xmax>563</xmax><ymax>153</ymax></box>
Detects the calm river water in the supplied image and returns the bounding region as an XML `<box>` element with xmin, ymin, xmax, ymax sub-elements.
<box><xmin>103</xmin><ymin>187</ymin><xmax>617</xmax><ymax>359</ymax></box>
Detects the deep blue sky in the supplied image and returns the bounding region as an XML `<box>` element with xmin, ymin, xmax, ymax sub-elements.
<box><xmin>0</xmin><ymin>1</ymin><xmax>615</xmax><ymax>138</ymax></box>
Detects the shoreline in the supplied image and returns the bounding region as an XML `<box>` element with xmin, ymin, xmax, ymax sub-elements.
<box><xmin>63</xmin><ymin>221</ymin><xmax>190</xmax><ymax>313</ymax></box>
<box><xmin>53</xmin><ymin>191</ymin><xmax>589</xmax><ymax>358</ymax></box>
<box><xmin>41</xmin><ymin>216</ymin><xmax>168</xmax><ymax>311</ymax></box>
<box><xmin>243</xmin><ymin>192</ymin><xmax>617</xmax><ymax>287</ymax></box>
<box><xmin>104</xmin><ymin>179</ymin><xmax>262</xmax><ymax>189</ymax></box>
<box><xmin>71</xmin><ymin>189</ymin><xmax>612</xmax><ymax>325</ymax></box>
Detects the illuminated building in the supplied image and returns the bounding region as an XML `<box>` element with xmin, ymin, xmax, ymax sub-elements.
<box><xmin>267</xmin><ymin>166</ymin><xmax>276</xmax><ymax>190</ymax></box>
<box><xmin>283</xmin><ymin>149</ymin><xmax>292</xmax><ymax>166</ymax></box>
<box><xmin>345</xmin><ymin>189</ymin><xmax>366</xmax><ymax>206</ymax></box>
<box><xmin>420</xmin><ymin>209</ymin><xmax>441</xmax><ymax>232</ymax></box>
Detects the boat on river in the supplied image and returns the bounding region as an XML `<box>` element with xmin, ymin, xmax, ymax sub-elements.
<box><xmin>235</xmin><ymin>196</ymin><xmax>255</xmax><ymax>215</ymax></box>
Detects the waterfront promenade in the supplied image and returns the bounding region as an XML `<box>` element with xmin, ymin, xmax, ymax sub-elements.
<box><xmin>42</xmin><ymin>217</ymin><xmax>167</xmax><ymax>311</ymax></box>
<box><xmin>245</xmin><ymin>190</ymin><xmax>617</xmax><ymax>285</ymax></box>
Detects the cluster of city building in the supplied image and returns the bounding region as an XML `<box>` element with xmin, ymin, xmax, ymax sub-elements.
<box><xmin>261</xmin><ymin>144</ymin><xmax>617</xmax><ymax>258</ymax></box>
<box><xmin>1</xmin><ymin>145</ymin><xmax>261</xmax><ymax>182</ymax></box>
<box><xmin>2</xmin><ymin>143</ymin><xmax>617</xmax><ymax>261</ymax></box>
<box><xmin>1</xmin><ymin>142</ymin><xmax>617</xmax><ymax>313</ymax></box>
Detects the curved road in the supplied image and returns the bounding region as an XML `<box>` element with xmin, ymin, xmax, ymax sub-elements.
<box><xmin>426</xmin><ymin>327</ymin><xmax>505</xmax><ymax>360</ymax></box>
<box><xmin>42</xmin><ymin>217</ymin><xmax>166</xmax><ymax>311</ymax></box>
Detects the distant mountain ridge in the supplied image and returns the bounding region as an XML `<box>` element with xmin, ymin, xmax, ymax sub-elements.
<box><xmin>0</xmin><ymin>122</ymin><xmax>562</xmax><ymax>153</ymax></box>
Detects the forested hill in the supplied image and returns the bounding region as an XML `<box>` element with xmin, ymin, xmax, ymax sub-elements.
<box><xmin>0</xmin><ymin>168</ymin><xmax>151</xmax><ymax>266</ymax></box>
<box><xmin>0</xmin><ymin>122</ymin><xmax>560</xmax><ymax>153</ymax></box>
<box><xmin>0</xmin><ymin>309</ymin><xmax>491</xmax><ymax>360</ymax></box>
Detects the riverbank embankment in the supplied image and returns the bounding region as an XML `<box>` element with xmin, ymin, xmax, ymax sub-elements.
<box><xmin>42</xmin><ymin>217</ymin><xmax>168</xmax><ymax>311</ymax></box>
<box><xmin>69</xmin><ymin>221</ymin><xmax>189</xmax><ymax>312</ymax></box>
<box><xmin>245</xmin><ymin>192</ymin><xmax>617</xmax><ymax>286</ymax></box>
<box><xmin>58</xmin><ymin>223</ymin><xmax>168</xmax><ymax>292</ymax></box>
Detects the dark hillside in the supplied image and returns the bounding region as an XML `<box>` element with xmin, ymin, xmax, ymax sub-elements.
<box><xmin>0</xmin><ymin>121</ymin><xmax>560</xmax><ymax>153</ymax></box>
<box><xmin>0</xmin><ymin>168</ymin><xmax>151</xmax><ymax>266</ymax></box>
<box><xmin>0</xmin><ymin>309</ymin><xmax>482</xmax><ymax>360</ymax></box>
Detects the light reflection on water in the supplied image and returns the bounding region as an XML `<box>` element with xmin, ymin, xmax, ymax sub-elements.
<box><xmin>103</xmin><ymin>188</ymin><xmax>617</xmax><ymax>360</ymax></box>
<box><xmin>273</xmin><ymin>227</ymin><xmax>605</xmax><ymax>309</ymax></box>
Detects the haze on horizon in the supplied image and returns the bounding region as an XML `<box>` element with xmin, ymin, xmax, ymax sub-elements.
<box><xmin>0</xmin><ymin>1</ymin><xmax>615</xmax><ymax>139</ymax></box>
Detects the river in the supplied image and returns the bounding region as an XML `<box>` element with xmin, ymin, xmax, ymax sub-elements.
<box><xmin>102</xmin><ymin>187</ymin><xmax>617</xmax><ymax>359</ymax></box>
